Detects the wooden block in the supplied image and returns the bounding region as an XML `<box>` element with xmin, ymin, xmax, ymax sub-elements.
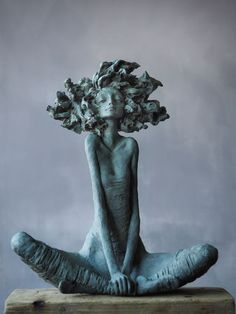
<box><xmin>4</xmin><ymin>287</ymin><xmax>235</xmax><ymax>314</ymax></box>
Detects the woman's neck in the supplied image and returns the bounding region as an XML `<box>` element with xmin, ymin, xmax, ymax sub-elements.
<box><xmin>102</xmin><ymin>119</ymin><xmax>120</xmax><ymax>149</ymax></box>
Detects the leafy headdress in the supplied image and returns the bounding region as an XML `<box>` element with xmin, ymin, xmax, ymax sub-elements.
<box><xmin>47</xmin><ymin>59</ymin><xmax>169</xmax><ymax>135</ymax></box>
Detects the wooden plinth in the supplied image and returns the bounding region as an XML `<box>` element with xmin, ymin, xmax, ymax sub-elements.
<box><xmin>4</xmin><ymin>287</ymin><xmax>235</xmax><ymax>314</ymax></box>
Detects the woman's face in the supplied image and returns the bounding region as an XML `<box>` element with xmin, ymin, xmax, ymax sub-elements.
<box><xmin>96</xmin><ymin>87</ymin><xmax>124</xmax><ymax>119</ymax></box>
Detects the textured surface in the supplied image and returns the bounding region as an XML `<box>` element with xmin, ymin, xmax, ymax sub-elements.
<box><xmin>46</xmin><ymin>60</ymin><xmax>168</xmax><ymax>135</ymax></box>
<box><xmin>2</xmin><ymin>1</ymin><xmax>236</xmax><ymax>312</ymax></box>
<box><xmin>11</xmin><ymin>61</ymin><xmax>218</xmax><ymax>296</ymax></box>
<box><xmin>4</xmin><ymin>288</ymin><xmax>235</xmax><ymax>314</ymax></box>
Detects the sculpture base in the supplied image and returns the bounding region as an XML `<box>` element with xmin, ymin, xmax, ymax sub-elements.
<box><xmin>4</xmin><ymin>288</ymin><xmax>235</xmax><ymax>314</ymax></box>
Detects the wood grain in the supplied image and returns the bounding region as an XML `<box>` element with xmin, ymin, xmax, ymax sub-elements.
<box><xmin>4</xmin><ymin>287</ymin><xmax>235</xmax><ymax>314</ymax></box>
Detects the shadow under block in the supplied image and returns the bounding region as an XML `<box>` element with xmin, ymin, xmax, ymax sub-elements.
<box><xmin>4</xmin><ymin>287</ymin><xmax>235</xmax><ymax>314</ymax></box>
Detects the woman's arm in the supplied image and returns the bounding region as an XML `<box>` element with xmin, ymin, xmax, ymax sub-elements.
<box><xmin>85</xmin><ymin>134</ymin><xmax>120</xmax><ymax>276</ymax></box>
<box><xmin>122</xmin><ymin>138</ymin><xmax>140</xmax><ymax>276</ymax></box>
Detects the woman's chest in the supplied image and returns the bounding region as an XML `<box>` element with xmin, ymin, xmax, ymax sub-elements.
<box><xmin>96</xmin><ymin>149</ymin><xmax>131</xmax><ymax>180</ymax></box>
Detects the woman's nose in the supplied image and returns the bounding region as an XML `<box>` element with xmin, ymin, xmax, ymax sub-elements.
<box><xmin>107</xmin><ymin>96</ymin><xmax>113</xmax><ymax>104</ymax></box>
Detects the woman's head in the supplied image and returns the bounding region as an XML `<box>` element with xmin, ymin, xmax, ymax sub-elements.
<box><xmin>47</xmin><ymin>59</ymin><xmax>169</xmax><ymax>135</ymax></box>
<box><xmin>95</xmin><ymin>87</ymin><xmax>124</xmax><ymax>120</ymax></box>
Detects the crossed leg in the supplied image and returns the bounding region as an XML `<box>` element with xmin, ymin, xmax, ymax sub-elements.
<box><xmin>11</xmin><ymin>232</ymin><xmax>110</xmax><ymax>294</ymax></box>
<box><xmin>11</xmin><ymin>232</ymin><xmax>218</xmax><ymax>296</ymax></box>
<box><xmin>134</xmin><ymin>244</ymin><xmax>218</xmax><ymax>295</ymax></box>
<box><xmin>11</xmin><ymin>231</ymin><xmax>135</xmax><ymax>295</ymax></box>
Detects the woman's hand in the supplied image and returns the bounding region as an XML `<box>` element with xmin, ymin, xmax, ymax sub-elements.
<box><xmin>108</xmin><ymin>272</ymin><xmax>135</xmax><ymax>296</ymax></box>
<box><xmin>121</xmin><ymin>263</ymin><xmax>132</xmax><ymax>277</ymax></box>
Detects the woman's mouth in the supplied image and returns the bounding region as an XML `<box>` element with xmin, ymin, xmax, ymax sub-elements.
<box><xmin>105</xmin><ymin>107</ymin><xmax>114</xmax><ymax>112</ymax></box>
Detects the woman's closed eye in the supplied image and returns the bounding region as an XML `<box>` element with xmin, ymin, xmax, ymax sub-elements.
<box><xmin>99</xmin><ymin>97</ymin><xmax>106</xmax><ymax>103</ymax></box>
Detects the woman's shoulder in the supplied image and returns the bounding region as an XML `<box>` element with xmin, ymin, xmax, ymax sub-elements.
<box><xmin>122</xmin><ymin>136</ymin><xmax>138</xmax><ymax>147</ymax></box>
<box><xmin>85</xmin><ymin>133</ymin><xmax>100</xmax><ymax>151</ymax></box>
<box><xmin>121</xmin><ymin>136</ymin><xmax>139</xmax><ymax>153</ymax></box>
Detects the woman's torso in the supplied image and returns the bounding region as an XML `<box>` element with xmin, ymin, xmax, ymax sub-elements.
<box><xmin>79</xmin><ymin>136</ymin><xmax>135</xmax><ymax>273</ymax></box>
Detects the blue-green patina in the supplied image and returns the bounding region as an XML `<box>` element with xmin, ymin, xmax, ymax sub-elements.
<box><xmin>11</xmin><ymin>60</ymin><xmax>218</xmax><ymax>296</ymax></box>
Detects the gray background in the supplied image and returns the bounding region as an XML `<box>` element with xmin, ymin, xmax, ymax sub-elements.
<box><xmin>0</xmin><ymin>0</ymin><xmax>235</xmax><ymax>311</ymax></box>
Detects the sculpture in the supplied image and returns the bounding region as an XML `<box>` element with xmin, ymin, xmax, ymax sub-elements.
<box><xmin>11</xmin><ymin>60</ymin><xmax>218</xmax><ymax>296</ymax></box>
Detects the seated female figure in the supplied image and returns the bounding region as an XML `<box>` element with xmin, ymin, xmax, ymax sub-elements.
<box><xmin>11</xmin><ymin>60</ymin><xmax>218</xmax><ymax>296</ymax></box>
